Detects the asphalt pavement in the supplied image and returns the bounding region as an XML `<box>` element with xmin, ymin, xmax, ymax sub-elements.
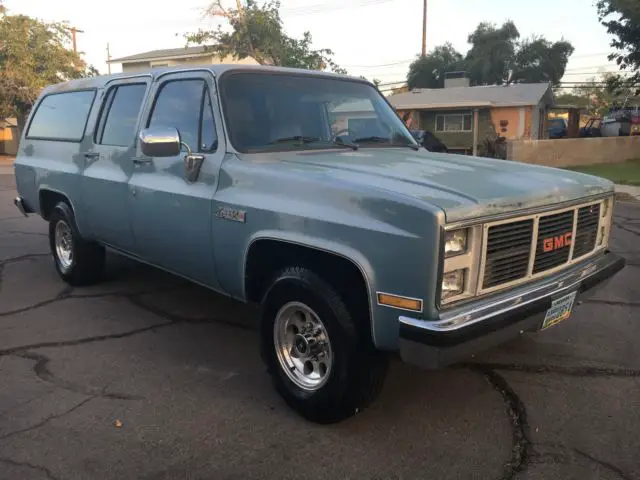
<box><xmin>1</xmin><ymin>173</ymin><xmax>639</xmax><ymax>480</ymax></box>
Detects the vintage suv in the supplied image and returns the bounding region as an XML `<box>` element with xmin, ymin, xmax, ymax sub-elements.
<box><xmin>13</xmin><ymin>65</ymin><xmax>625</xmax><ymax>423</ymax></box>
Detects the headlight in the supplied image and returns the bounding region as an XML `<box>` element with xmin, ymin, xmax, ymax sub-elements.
<box><xmin>441</xmin><ymin>269</ymin><xmax>465</xmax><ymax>300</ymax></box>
<box><xmin>444</xmin><ymin>229</ymin><xmax>468</xmax><ymax>257</ymax></box>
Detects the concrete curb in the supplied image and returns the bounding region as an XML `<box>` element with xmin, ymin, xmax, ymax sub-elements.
<box><xmin>615</xmin><ymin>184</ymin><xmax>640</xmax><ymax>203</ymax></box>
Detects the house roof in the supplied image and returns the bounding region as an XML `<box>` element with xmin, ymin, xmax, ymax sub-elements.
<box><xmin>388</xmin><ymin>83</ymin><xmax>555</xmax><ymax>110</ymax></box>
<box><xmin>109</xmin><ymin>46</ymin><xmax>210</xmax><ymax>64</ymax></box>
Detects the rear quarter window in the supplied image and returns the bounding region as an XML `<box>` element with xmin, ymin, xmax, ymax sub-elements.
<box><xmin>26</xmin><ymin>90</ymin><xmax>96</xmax><ymax>142</ymax></box>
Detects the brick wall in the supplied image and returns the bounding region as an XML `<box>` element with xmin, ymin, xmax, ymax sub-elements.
<box><xmin>507</xmin><ymin>136</ymin><xmax>640</xmax><ymax>167</ymax></box>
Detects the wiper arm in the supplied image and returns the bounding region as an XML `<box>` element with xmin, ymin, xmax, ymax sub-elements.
<box><xmin>270</xmin><ymin>135</ymin><xmax>321</xmax><ymax>144</ymax></box>
<box><xmin>354</xmin><ymin>136</ymin><xmax>420</xmax><ymax>151</ymax></box>
<box><xmin>332</xmin><ymin>138</ymin><xmax>359</xmax><ymax>151</ymax></box>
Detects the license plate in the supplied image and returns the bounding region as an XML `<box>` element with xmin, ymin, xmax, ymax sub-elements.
<box><xmin>541</xmin><ymin>291</ymin><xmax>578</xmax><ymax>330</ymax></box>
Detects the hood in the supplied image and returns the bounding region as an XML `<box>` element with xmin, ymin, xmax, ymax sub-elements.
<box><xmin>248</xmin><ymin>148</ymin><xmax>614</xmax><ymax>223</ymax></box>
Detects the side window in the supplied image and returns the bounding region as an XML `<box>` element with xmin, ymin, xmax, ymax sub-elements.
<box><xmin>200</xmin><ymin>89</ymin><xmax>218</xmax><ymax>152</ymax></box>
<box><xmin>96</xmin><ymin>83</ymin><xmax>147</xmax><ymax>147</ymax></box>
<box><xmin>26</xmin><ymin>90</ymin><xmax>96</xmax><ymax>141</ymax></box>
<box><xmin>148</xmin><ymin>79</ymin><xmax>204</xmax><ymax>152</ymax></box>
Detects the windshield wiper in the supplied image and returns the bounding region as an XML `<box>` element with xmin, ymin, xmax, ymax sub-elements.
<box><xmin>354</xmin><ymin>136</ymin><xmax>420</xmax><ymax>151</ymax></box>
<box><xmin>270</xmin><ymin>135</ymin><xmax>358</xmax><ymax>151</ymax></box>
<box><xmin>270</xmin><ymin>135</ymin><xmax>321</xmax><ymax>144</ymax></box>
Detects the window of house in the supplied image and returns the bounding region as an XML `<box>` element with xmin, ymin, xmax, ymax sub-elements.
<box><xmin>435</xmin><ymin>113</ymin><xmax>472</xmax><ymax>133</ymax></box>
<box><xmin>26</xmin><ymin>90</ymin><xmax>96</xmax><ymax>141</ymax></box>
<box><xmin>147</xmin><ymin>79</ymin><xmax>217</xmax><ymax>153</ymax></box>
<box><xmin>95</xmin><ymin>83</ymin><xmax>147</xmax><ymax>147</ymax></box>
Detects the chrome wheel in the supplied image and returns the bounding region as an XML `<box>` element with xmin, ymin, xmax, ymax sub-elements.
<box><xmin>54</xmin><ymin>220</ymin><xmax>74</xmax><ymax>271</ymax></box>
<box><xmin>274</xmin><ymin>301</ymin><xmax>333</xmax><ymax>391</ymax></box>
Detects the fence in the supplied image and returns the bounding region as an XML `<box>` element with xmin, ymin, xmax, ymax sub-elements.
<box><xmin>507</xmin><ymin>136</ymin><xmax>640</xmax><ymax>167</ymax></box>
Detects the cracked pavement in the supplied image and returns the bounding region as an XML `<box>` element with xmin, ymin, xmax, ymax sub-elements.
<box><xmin>1</xmin><ymin>173</ymin><xmax>639</xmax><ymax>480</ymax></box>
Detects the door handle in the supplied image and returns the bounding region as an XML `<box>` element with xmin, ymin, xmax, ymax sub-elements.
<box><xmin>132</xmin><ymin>157</ymin><xmax>153</xmax><ymax>165</ymax></box>
<box><xmin>84</xmin><ymin>152</ymin><xmax>100</xmax><ymax>159</ymax></box>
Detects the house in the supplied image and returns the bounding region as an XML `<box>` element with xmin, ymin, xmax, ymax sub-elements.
<box><xmin>0</xmin><ymin>118</ymin><xmax>19</xmax><ymax>156</ymax></box>
<box><xmin>108</xmin><ymin>46</ymin><xmax>260</xmax><ymax>73</ymax></box>
<box><xmin>387</xmin><ymin>73</ymin><xmax>556</xmax><ymax>155</ymax></box>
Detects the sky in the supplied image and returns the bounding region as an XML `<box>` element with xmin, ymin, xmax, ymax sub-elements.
<box><xmin>4</xmin><ymin>0</ymin><xmax>621</xmax><ymax>91</ymax></box>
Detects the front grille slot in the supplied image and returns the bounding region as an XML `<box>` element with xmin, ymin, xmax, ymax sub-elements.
<box><xmin>533</xmin><ymin>210</ymin><xmax>574</xmax><ymax>274</ymax></box>
<box><xmin>483</xmin><ymin>219</ymin><xmax>533</xmax><ymax>288</ymax></box>
<box><xmin>572</xmin><ymin>204</ymin><xmax>600</xmax><ymax>259</ymax></box>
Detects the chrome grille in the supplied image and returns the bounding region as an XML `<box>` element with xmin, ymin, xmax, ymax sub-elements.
<box><xmin>479</xmin><ymin>199</ymin><xmax>607</xmax><ymax>292</ymax></box>
<box><xmin>483</xmin><ymin>219</ymin><xmax>533</xmax><ymax>288</ymax></box>
<box><xmin>573</xmin><ymin>204</ymin><xmax>601</xmax><ymax>258</ymax></box>
<box><xmin>533</xmin><ymin>210</ymin><xmax>574</xmax><ymax>274</ymax></box>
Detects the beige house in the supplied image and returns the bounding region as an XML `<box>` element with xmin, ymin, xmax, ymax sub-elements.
<box><xmin>108</xmin><ymin>46</ymin><xmax>260</xmax><ymax>73</ymax></box>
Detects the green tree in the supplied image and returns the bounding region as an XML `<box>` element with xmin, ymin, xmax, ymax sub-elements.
<box><xmin>511</xmin><ymin>36</ymin><xmax>574</xmax><ymax>84</ymax></box>
<box><xmin>554</xmin><ymin>72</ymin><xmax>637</xmax><ymax>115</ymax></box>
<box><xmin>464</xmin><ymin>21</ymin><xmax>520</xmax><ymax>85</ymax></box>
<box><xmin>597</xmin><ymin>0</ymin><xmax>640</xmax><ymax>92</ymax></box>
<box><xmin>463</xmin><ymin>21</ymin><xmax>573</xmax><ymax>86</ymax></box>
<box><xmin>185</xmin><ymin>0</ymin><xmax>345</xmax><ymax>73</ymax></box>
<box><xmin>406</xmin><ymin>43</ymin><xmax>464</xmax><ymax>89</ymax></box>
<box><xmin>0</xmin><ymin>9</ymin><xmax>97</xmax><ymax>133</ymax></box>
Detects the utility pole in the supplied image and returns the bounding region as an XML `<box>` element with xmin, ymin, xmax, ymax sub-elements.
<box><xmin>421</xmin><ymin>0</ymin><xmax>427</xmax><ymax>56</ymax></box>
<box><xmin>106</xmin><ymin>43</ymin><xmax>112</xmax><ymax>74</ymax></box>
<box><xmin>66</xmin><ymin>26</ymin><xmax>84</xmax><ymax>53</ymax></box>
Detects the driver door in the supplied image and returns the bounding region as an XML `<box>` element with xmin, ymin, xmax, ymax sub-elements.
<box><xmin>128</xmin><ymin>70</ymin><xmax>225</xmax><ymax>289</ymax></box>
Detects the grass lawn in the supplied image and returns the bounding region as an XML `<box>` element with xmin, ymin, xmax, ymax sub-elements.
<box><xmin>566</xmin><ymin>158</ymin><xmax>640</xmax><ymax>186</ymax></box>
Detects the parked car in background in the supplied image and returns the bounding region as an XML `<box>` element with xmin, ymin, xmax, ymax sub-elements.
<box><xmin>13</xmin><ymin>65</ymin><xmax>625</xmax><ymax>424</ymax></box>
<box><xmin>547</xmin><ymin>117</ymin><xmax>568</xmax><ymax>139</ymax></box>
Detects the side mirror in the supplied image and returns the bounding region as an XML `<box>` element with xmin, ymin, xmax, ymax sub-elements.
<box><xmin>139</xmin><ymin>127</ymin><xmax>181</xmax><ymax>157</ymax></box>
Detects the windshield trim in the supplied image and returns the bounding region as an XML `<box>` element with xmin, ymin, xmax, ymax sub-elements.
<box><xmin>217</xmin><ymin>69</ymin><xmax>419</xmax><ymax>155</ymax></box>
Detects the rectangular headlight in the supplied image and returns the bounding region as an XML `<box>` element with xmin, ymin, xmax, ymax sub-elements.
<box><xmin>444</xmin><ymin>228</ymin><xmax>468</xmax><ymax>257</ymax></box>
<box><xmin>441</xmin><ymin>269</ymin><xmax>465</xmax><ymax>300</ymax></box>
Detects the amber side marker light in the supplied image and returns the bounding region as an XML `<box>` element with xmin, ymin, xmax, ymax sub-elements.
<box><xmin>377</xmin><ymin>293</ymin><xmax>423</xmax><ymax>312</ymax></box>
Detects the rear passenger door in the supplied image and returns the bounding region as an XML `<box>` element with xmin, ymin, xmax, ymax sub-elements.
<box><xmin>128</xmin><ymin>70</ymin><xmax>225</xmax><ymax>288</ymax></box>
<box><xmin>81</xmin><ymin>78</ymin><xmax>149</xmax><ymax>251</ymax></box>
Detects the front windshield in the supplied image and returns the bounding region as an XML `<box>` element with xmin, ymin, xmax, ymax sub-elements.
<box><xmin>219</xmin><ymin>72</ymin><xmax>418</xmax><ymax>153</ymax></box>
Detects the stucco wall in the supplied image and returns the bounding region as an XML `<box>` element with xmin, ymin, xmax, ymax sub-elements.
<box><xmin>420</xmin><ymin>108</ymin><xmax>493</xmax><ymax>149</ymax></box>
<box><xmin>508</xmin><ymin>136</ymin><xmax>640</xmax><ymax>167</ymax></box>
<box><xmin>490</xmin><ymin>106</ymin><xmax>527</xmax><ymax>140</ymax></box>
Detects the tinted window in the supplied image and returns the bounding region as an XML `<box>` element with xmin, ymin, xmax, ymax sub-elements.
<box><xmin>97</xmin><ymin>84</ymin><xmax>147</xmax><ymax>147</ymax></box>
<box><xmin>148</xmin><ymin>79</ymin><xmax>204</xmax><ymax>150</ymax></box>
<box><xmin>27</xmin><ymin>90</ymin><xmax>96</xmax><ymax>141</ymax></box>
<box><xmin>219</xmin><ymin>73</ymin><xmax>416</xmax><ymax>152</ymax></box>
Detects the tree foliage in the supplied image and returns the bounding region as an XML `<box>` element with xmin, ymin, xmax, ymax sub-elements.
<box><xmin>597</xmin><ymin>0</ymin><xmax>640</xmax><ymax>92</ymax></box>
<box><xmin>406</xmin><ymin>43</ymin><xmax>464</xmax><ymax>89</ymax></box>
<box><xmin>185</xmin><ymin>0</ymin><xmax>345</xmax><ymax>73</ymax></box>
<box><xmin>407</xmin><ymin>21</ymin><xmax>574</xmax><ymax>89</ymax></box>
<box><xmin>465</xmin><ymin>21</ymin><xmax>520</xmax><ymax>85</ymax></box>
<box><xmin>0</xmin><ymin>9</ymin><xmax>97</xmax><ymax>130</ymax></box>
<box><xmin>554</xmin><ymin>72</ymin><xmax>638</xmax><ymax>115</ymax></box>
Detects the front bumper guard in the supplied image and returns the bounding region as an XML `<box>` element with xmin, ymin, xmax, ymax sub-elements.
<box><xmin>399</xmin><ymin>251</ymin><xmax>626</xmax><ymax>369</ymax></box>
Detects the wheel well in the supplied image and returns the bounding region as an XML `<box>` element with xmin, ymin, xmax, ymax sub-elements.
<box><xmin>245</xmin><ymin>240</ymin><xmax>371</xmax><ymax>332</ymax></box>
<box><xmin>39</xmin><ymin>190</ymin><xmax>71</xmax><ymax>221</ymax></box>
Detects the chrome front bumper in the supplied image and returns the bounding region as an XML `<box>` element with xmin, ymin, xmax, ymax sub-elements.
<box><xmin>399</xmin><ymin>251</ymin><xmax>625</xmax><ymax>369</ymax></box>
<box><xmin>14</xmin><ymin>196</ymin><xmax>30</xmax><ymax>217</ymax></box>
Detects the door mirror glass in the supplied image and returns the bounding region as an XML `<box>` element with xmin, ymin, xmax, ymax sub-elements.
<box><xmin>139</xmin><ymin>127</ymin><xmax>181</xmax><ymax>157</ymax></box>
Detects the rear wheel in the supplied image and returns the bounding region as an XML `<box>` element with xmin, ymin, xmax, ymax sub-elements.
<box><xmin>260</xmin><ymin>266</ymin><xmax>388</xmax><ymax>424</ymax></box>
<box><xmin>48</xmin><ymin>201</ymin><xmax>105</xmax><ymax>286</ymax></box>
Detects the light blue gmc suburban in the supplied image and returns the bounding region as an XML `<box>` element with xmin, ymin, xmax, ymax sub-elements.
<box><xmin>13</xmin><ymin>65</ymin><xmax>625</xmax><ymax>423</ymax></box>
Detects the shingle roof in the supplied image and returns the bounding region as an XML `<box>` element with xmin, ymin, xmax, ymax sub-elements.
<box><xmin>109</xmin><ymin>46</ymin><xmax>209</xmax><ymax>63</ymax></box>
<box><xmin>388</xmin><ymin>83</ymin><xmax>554</xmax><ymax>110</ymax></box>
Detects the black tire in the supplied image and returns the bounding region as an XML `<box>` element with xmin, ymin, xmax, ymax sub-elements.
<box><xmin>260</xmin><ymin>266</ymin><xmax>388</xmax><ymax>424</ymax></box>
<box><xmin>48</xmin><ymin>201</ymin><xmax>105</xmax><ymax>286</ymax></box>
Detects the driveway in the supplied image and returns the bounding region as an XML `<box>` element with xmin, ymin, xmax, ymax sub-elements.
<box><xmin>1</xmin><ymin>173</ymin><xmax>639</xmax><ymax>480</ymax></box>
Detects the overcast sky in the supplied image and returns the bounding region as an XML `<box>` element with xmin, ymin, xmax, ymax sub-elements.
<box><xmin>5</xmin><ymin>0</ymin><xmax>620</xmax><ymax>90</ymax></box>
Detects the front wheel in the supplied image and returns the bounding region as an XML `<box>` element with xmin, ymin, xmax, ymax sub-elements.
<box><xmin>260</xmin><ymin>266</ymin><xmax>388</xmax><ymax>424</ymax></box>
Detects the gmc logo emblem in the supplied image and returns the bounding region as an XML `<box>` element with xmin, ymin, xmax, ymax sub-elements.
<box><xmin>543</xmin><ymin>232</ymin><xmax>572</xmax><ymax>252</ymax></box>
